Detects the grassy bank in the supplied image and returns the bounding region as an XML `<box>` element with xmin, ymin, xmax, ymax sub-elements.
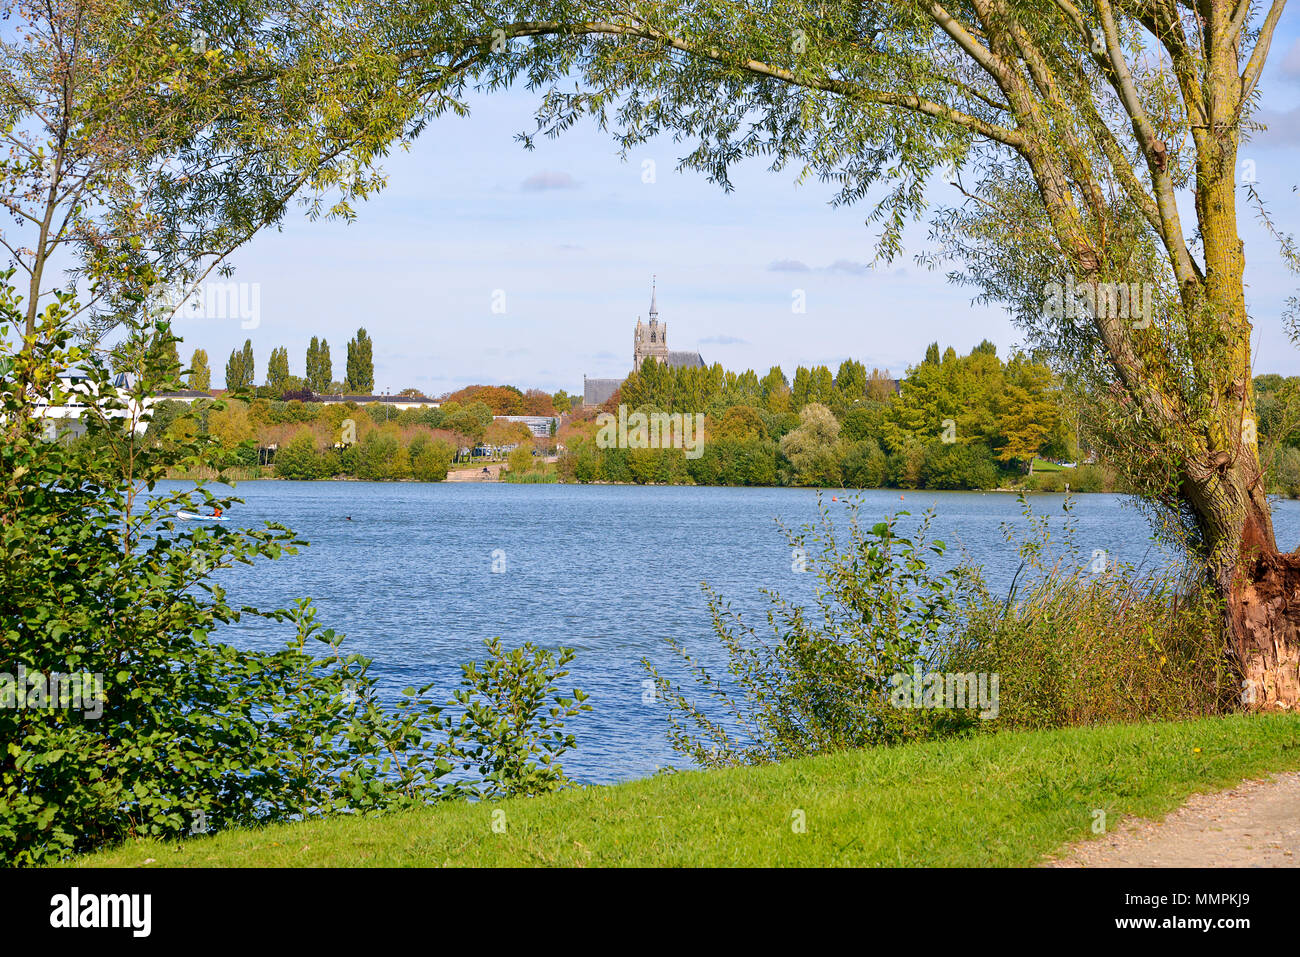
<box><xmin>73</xmin><ymin>713</ymin><xmax>1299</xmax><ymax>867</ymax></box>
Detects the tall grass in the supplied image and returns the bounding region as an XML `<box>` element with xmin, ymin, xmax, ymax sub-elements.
<box><xmin>943</xmin><ymin>570</ymin><xmax>1234</xmax><ymax>729</ymax></box>
<box><xmin>501</xmin><ymin>470</ymin><xmax>559</xmax><ymax>484</ymax></box>
<box><xmin>167</xmin><ymin>465</ymin><xmax>264</xmax><ymax>481</ymax></box>
<box><xmin>940</xmin><ymin>493</ymin><xmax>1235</xmax><ymax>728</ymax></box>
<box><xmin>647</xmin><ymin>493</ymin><xmax>1238</xmax><ymax>768</ymax></box>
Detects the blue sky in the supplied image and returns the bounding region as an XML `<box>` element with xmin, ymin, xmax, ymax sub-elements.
<box><xmin>189</xmin><ymin>21</ymin><xmax>1300</xmax><ymax>394</ymax></box>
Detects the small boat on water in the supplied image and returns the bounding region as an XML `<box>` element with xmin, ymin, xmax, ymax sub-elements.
<box><xmin>176</xmin><ymin>510</ymin><xmax>227</xmax><ymax>522</ymax></box>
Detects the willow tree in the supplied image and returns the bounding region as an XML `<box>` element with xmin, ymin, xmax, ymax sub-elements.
<box><xmin>0</xmin><ymin>0</ymin><xmax>454</xmax><ymax>345</ymax></box>
<box><xmin>386</xmin><ymin>1</ymin><xmax>1296</xmax><ymax>705</ymax></box>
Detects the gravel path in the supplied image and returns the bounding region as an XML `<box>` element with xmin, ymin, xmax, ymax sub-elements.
<box><xmin>1044</xmin><ymin>771</ymin><xmax>1300</xmax><ymax>867</ymax></box>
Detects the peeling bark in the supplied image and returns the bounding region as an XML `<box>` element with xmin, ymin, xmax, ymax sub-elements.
<box><xmin>1229</xmin><ymin>505</ymin><xmax>1300</xmax><ymax>711</ymax></box>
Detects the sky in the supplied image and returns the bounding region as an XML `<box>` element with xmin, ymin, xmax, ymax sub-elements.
<box><xmin>163</xmin><ymin>18</ymin><xmax>1300</xmax><ymax>396</ymax></box>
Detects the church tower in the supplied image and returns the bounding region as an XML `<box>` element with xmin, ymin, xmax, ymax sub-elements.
<box><xmin>633</xmin><ymin>277</ymin><xmax>669</xmax><ymax>369</ymax></box>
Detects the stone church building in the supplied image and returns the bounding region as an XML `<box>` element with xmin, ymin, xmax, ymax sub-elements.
<box><xmin>584</xmin><ymin>280</ymin><xmax>704</xmax><ymax>407</ymax></box>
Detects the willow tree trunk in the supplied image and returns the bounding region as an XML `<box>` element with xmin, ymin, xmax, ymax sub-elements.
<box><xmin>1188</xmin><ymin>452</ymin><xmax>1300</xmax><ymax>711</ymax></box>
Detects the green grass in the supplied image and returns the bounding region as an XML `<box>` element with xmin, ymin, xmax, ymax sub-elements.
<box><xmin>72</xmin><ymin>714</ymin><xmax>1300</xmax><ymax>867</ymax></box>
<box><xmin>501</xmin><ymin>470</ymin><xmax>559</xmax><ymax>484</ymax></box>
<box><xmin>1029</xmin><ymin>457</ymin><xmax>1067</xmax><ymax>473</ymax></box>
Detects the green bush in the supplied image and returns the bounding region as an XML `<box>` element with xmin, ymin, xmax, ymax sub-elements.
<box><xmin>558</xmin><ymin>438</ymin><xmax>604</xmax><ymax>483</ymax></box>
<box><xmin>920</xmin><ymin>441</ymin><xmax>998</xmax><ymax>490</ymax></box>
<box><xmin>0</xmin><ymin>284</ymin><xmax>589</xmax><ymax>864</ymax></box>
<box><xmin>646</xmin><ymin>501</ymin><xmax>978</xmax><ymax>767</ymax></box>
<box><xmin>887</xmin><ymin>444</ymin><xmax>926</xmax><ymax>488</ymax></box>
<box><xmin>275</xmin><ymin>429</ymin><xmax>324</xmax><ymax>479</ymax></box>
<box><xmin>410</xmin><ymin>435</ymin><xmax>454</xmax><ymax>482</ymax></box>
<box><xmin>1023</xmin><ymin>470</ymin><xmax>1066</xmax><ymax>492</ymax></box>
<box><xmin>1064</xmin><ymin>463</ymin><xmax>1108</xmax><ymax>493</ymax></box>
<box><xmin>507</xmin><ymin>444</ymin><xmax>533</xmax><ymax>475</ymax></box>
<box><xmin>686</xmin><ymin>437</ymin><xmax>778</xmax><ymax>486</ymax></box>
<box><xmin>841</xmin><ymin>438</ymin><xmax>887</xmax><ymax>488</ymax></box>
<box><xmin>355</xmin><ymin>426</ymin><xmax>409</xmax><ymax>480</ymax></box>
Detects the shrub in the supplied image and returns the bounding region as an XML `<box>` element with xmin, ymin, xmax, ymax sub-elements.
<box><xmin>1023</xmin><ymin>470</ymin><xmax>1066</xmax><ymax>492</ymax></box>
<box><xmin>887</xmin><ymin>443</ymin><xmax>926</xmax><ymax>488</ymax></box>
<box><xmin>275</xmin><ymin>428</ymin><xmax>324</xmax><ymax>479</ymax></box>
<box><xmin>939</xmin><ymin>496</ymin><xmax>1234</xmax><ymax>727</ymax></box>
<box><xmin>645</xmin><ymin>491</ymin><xmax>1235</xmax><ymax>770</ymax></box>
<box><xmin>841</xmin><ymin>438</ymin><xmax>887</xmax><ymax>488</ymax></box>
<box><xmin>645</xmin><ymin>501</ymin><xmax>978</xmax><ymax>767</ymax></box>
<box><xmin>1064</xmin><ymin>463</ymin><xmax>1109</xmax><ymax>493</ymax></box>
<box><xmin>558</xmin><ymin>439</ymin><xmax>603</xmax><ymax>483</ymax></box>
<box><xmin>0</xmin><ymin>285</ymin><xmax>590</xmax><ymax>864</ymax></box>
<box><xmin>507</xmin><ymin>444</ymin><xmax>534</xmax><ymax>475</ymax></box>
<box><xmin>920</xmin><ymin>441</ymin><xmax>998</xmax><ymax>490</ymax></box>
<box><xmin>355</xmin><ymin>426</ymin><xmax>409</xmax><ymax>480</ymax></box>
<box><xmin>411</xmin><ymin>437</ymin><xmax>454</xmax><ymax>482</ymax></box>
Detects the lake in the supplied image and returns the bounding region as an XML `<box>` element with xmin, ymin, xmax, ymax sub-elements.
<box><xmin>163</xmin><ymin>481</ymin><xmax>1300</xmax><ymax>784</ymax></box>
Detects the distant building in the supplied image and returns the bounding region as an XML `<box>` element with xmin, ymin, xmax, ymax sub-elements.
<box><xmin>583</xmin><ymin>375</ymin><xmax>622</xmax><ymax>408</ymax></box>
<box><xmin>34</xmin><ymin>373</ymin><xmax>152</xmax><ymax>440</ymax></box>
<box><xmin>633</xmin><ymin>279</ymin><xmax>704</xmax><ymax>370</ymax></box>
<box><xmin>583</xmin><ymin>279</ymin><xmax>706</xmax><ymax>406</ymax></box>
<box><xmin>496</xmin><ymin>414</ymin><xmax>555</xmax><ymax>437</ymax></box>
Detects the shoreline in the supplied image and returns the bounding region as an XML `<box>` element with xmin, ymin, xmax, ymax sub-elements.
<box><xmin>164</xmin><ymin>471</ymin><xmax>1128</xmax><ymax>494</ymax></box>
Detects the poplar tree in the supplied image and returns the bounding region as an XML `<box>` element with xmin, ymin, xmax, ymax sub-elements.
<box><xmin>189</xmin><ymin>349</ymin><xmax>210</xmax><ymax>392</ymax></box>
<box><xmin>346</xmin><ymin>327</ymin><xmax>375</xmax><ymax>392</ymax></box>
<box><xmin>267</xmin><ymin>346</ymin><xmax>290</xmax><ymax>393</ymax></box>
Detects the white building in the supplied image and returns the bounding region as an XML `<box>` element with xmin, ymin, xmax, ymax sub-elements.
<box><xmin>496</xmin><ymin>415</ymin><xmax>556</xmax><ymax>437</ymax></box>
<box><xmin>34</xmin><ymin>374</ymin><xmax>153</xmax><ymax>439</ymax></box>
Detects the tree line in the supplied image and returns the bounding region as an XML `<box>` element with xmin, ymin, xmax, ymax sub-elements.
<box><xmin>558</xmin><ymin>341</ymin><xmax>1101</xmax><ymax>491</ymax></box>
<box><xmin>143</xmin><ymin>390</ymin><xmax>542</xmax><ymax>482</ymax></box>
<box><xmin>175</xmin><ymin>327</ymin><xmax>377</xmax><ymax>395</ymax></box>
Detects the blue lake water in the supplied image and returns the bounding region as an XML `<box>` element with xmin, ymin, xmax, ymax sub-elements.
<box><xmin>160</xmin><ymin>481</ymin><xmax>1300</xmax><ymax>784</ymax></box>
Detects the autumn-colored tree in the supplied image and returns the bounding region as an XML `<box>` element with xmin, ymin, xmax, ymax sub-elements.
<box><xmin>443</xmin><ymin>384</ymin><xmax>526</xmax><ymax>415</ymax></box>
<box><xmin>996</xmin><ymin>355</ymin><xmax>1061</xmax><ymax>470</ymax></box>
<box><xmin>866</xmin><ymin>368</ymin><xmax>896</xmax><ymax>404</ymax></box>
<box><xmin>713</xmin><ymin>405</ymin><xmax>768</xmax><ymax>443</ymax></box>
<box><xmin>523</xmin><ymin>388</ymin><xmax>557</xmax><ymax>415</ymax></box>
<box><xmin>485</xmin><ymin>419</ymin><xmax>533</xmax><ymax>446</ymax></box>
<box><xmin>208</xmin><ymin>400</ymin><xmax>256</xmax><ymax>449</ymax></box>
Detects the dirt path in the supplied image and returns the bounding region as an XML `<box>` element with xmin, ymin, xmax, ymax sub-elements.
<box><xmin>1044</xmin><ymin>771</ymin><xmax>1300</xmax><ymax>867</ymax></box>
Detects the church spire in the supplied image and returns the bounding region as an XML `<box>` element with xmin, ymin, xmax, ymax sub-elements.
<box><xmin>649</xmin><ymin>275</ymin><xmax>658</xmax><ymax>319</ymax></box>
